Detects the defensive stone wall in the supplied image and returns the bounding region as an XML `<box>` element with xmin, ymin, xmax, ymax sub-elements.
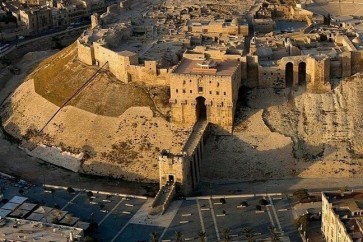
<box><xmin>22</xmin><ymin>143</ymin><xmax>83</xmax><ymax>172</ymax></box>
<box><xmin>335</xmin><ymin>35</ymin><xmax>357</xmax><ymax>51</ymax></box>
<box><xmin>77</xmin><ymin>40</ymin><xmax>95</xmax><ymax>65</ymax></box>
<box><xmin>77</xmin><ymin>40</ymin><xmax>170</xmax><ymax>85</ymax></box>
<box><xmin>158</xmin><ymin>121</ymin><xmax>209</xmax><ymax>196</ymax></box>
<box><xmin>258</xmin><ymin>65</ymin><xmax>285</xmax><ymax>88</ymax></box>
<box><xmin>351</xmin><ymin>50</ymin><xmax>363</xmax><ymax>74</ymax></box>
<box><xmin>158</xmin><ymin>153</ymin><xmax>193</xmax><ymax>195</ymax></box>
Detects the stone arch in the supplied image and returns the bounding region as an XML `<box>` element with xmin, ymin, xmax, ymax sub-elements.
<box><xmin>298</xmin><ymin>62</ymin><xmax>307</xmax><ymax>86</ymax></box>
<box><xmin>196</xmin><ymin>96</ymin><xmax>207</xmax><ymax>121</ymax></box>
<box><xmin>285</xmin><ymin>62</ymin><xmax>294</xmax><ymax>88</ymax></box>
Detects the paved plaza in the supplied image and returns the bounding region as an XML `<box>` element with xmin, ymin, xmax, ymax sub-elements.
<box><xmin>0</xmin><ymin>173</ymin><xmax>302</xmax><ymax>241</ymax></box>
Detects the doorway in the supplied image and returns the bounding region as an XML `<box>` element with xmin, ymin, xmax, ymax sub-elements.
<box><xmin>196</xmin><ymin>96</ymin><xmax>207</xmax><ymax>121</ymax></box>
<box><xmin>298</xmin><ymin>62</ymin><xmax>306</xmax><ymax>86</ymax></box>
<box><xmin>285</xmin><ymin>62</ymin><xmax>293</xmax><ymax>88</ymax></box>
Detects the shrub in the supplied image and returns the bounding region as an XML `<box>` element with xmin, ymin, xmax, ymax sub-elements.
<box><xmin>259</xmin><ymin>198</ymin><xmax>269</xmax><ymax>206</ymax></box>
<box><xmin>67</xmin><ymin>187</ymin><xmax>75</xmax><ymax>194</ymax></box>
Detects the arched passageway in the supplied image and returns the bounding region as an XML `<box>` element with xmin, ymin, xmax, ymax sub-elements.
<box><xmin>196</xmin><ymin>96</ymin><xmax>207</xmax><ymax>121</ymax></box>
<box><xmin>298</xmin><ymin>62</ymin><xmax>306</xmax><ymax>86</ymax></box>
<box><xmin>285</xmin><ymin>62</ymin><xmax>294</xmax><ymax>88</ymax></box>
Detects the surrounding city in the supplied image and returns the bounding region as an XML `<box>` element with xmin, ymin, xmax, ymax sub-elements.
<box><xmin>1</xmin><ymin>0</ymin><xmax>363</xmax><ymax>241</ymax></box>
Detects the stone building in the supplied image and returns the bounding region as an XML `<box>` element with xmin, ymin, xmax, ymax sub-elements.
<box><xmin>19</xmin><ymin>0</ymin><xmax>47</xmax><ymax>6</ymax></box>
<box><xmin>184</xmin><ymin>18</ymin><xmax>249</xmax><ymax>37</ymax></box>
<box><xmin>322</xmin><ymin>191</ymin><xmax>363</xmax><ymax>242</ymax></box>
<box><xmin>158</xmin><ymin>120</ymin><xmax>209</xmax><ymax>195</ymax></box>
<box><xmin>170</xmin><ymin>56</ymin><xmax>242</xmax><ymax>131</ymax></box>
<box><xmin>19</xmin><ymin>7</ymin><xmax>52</xmax><ymax>33</ymax></box>
<box><xmin>51</xmin><ymin>8</ymin><xmax>69</xmax><ymax>27</ymax></box>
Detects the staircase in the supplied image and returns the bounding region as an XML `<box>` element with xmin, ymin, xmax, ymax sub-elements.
<box><xmin>150</xmin><ymin>182</ymin><xmax>176</xmax><ymax>215</ymax></box>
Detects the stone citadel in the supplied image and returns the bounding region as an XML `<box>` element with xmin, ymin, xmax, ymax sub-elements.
<box><xmin>75</xmin><ymin>0</ymin><xmax>363</xmax><ymax>202</ymax></box>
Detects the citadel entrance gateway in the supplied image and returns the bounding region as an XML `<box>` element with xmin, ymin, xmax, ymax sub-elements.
<box><xmin>196</xmin><ymin>96</ymin><xmax>207</xmax><ymax>121</ymax></box>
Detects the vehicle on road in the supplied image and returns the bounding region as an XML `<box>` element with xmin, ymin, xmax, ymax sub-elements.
<box><xmin>0</xmin><ymin>44</ymin><xmax>10</xmax><ymax>53</ymax></box>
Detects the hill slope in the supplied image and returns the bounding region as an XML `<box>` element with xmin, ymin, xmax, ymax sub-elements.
<box><xmin>0</xmin><ymin>43</ymin><xmax>188</xmax><ymax>182</ymax></box>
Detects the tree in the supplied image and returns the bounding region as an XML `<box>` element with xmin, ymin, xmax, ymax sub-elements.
<box><xmin>241</xmin><ymin>201</ymin><xmax>248</xmax><ymax>207</ymax></box>
<box><xmin>175</xmin><ymin>231</ymin><xmax>183</xmax><ymax>242</ymax></box>
<box><xmin>292</xmin><ymin>189</ymin><xmax>309</xmax><ymax>203</ymax></box>
<box><xmin>198</xmin><ymin>231</ymin><xmax>206</xmax><ymax>242</ymax></box>
<box><xmin>86</xmin><ymin>191</ymin><xmax>93</xmax><ymax>198</ymax></box>
<box><xmin>222</xmin><ymin>228</ymin><xmax>231</xmax><ymax>242</ymax></box>
<box><xmin>323</xmin><ymin>14</ymin><xmax>331</xmax><ymax>26</ymax></box>
<box><xmin>340</xmin><ymin>186</ymin><xmax>349</xmax><ymax>197</ymax></box>
<box><xmin>65</xmin><ymin>214</ymin><xmax>73</xmax><ymax>225</ymax></box>
<box><xmin>259</xmin><ymin>198</ymin><xmax>269</xmax><ymax>206</ymax></box>
<box><xmin>294</xmin><ymin>214</ymin><xmax>308</xmax><ymax>232</ymax></box>
<box><xmin>327</xmin><ymin>13</ymin><xmax>331</xmax><ymax>26</ymax></box>
<box><xmin>87</xmin><ymin>222</ymin><xmax>98</xmax><ymax>233</ymax></box>
<box><xmin>242</xmin><ymin>227</ymin><xmax>256</xmax><ymax>242</ymax></box>
<box><xmin>67</xmin><ymin>187</ymin><xmax>75</xmax><ymax>194</ymax></box>
<box><xmin>268</xmin><ymin>226</ymin><xmax>281</xmax><ymax>242</ymax></box>
<box><xmin>150</xmin><ymin>232</ymin><xmax>158</xmax><ymax>242</ymax></box>
<box><xmin>50</xmin><ymin>188</ymin><xmax>55</xmax><ymax>200</ymax></box>
<box><xmin>84</xmin><ymin>235</ymin><xmax>98</xmax><ymax>242</ymax></box>
<box><xmin>51</xmin><ymin>217</ymin><xmax>59</xmax><ymax>224</ymax></box>
<box><xmin>18</xmin><ymin>189</ymin><xmax>24</xmax><ymax>195</ymax></box>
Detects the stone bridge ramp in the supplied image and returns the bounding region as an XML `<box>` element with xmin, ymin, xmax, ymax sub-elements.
<box><xmin>150</xmin><ymin>182</ymin><xmax>175</xmax><ymax>215</ymax></box>
<box><xmin>182</xmin><ymin>120</ymin><xmax>209</xmax><ymax>156</ymax></box>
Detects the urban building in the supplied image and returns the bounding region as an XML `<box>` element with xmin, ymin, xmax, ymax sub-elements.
<box><xmin>322</xmin><ymin>191</ymin><xmax>363</xmax><ymax>242</ymax></box>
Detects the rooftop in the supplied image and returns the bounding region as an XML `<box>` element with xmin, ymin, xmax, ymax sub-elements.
<box><xmin>324</xmin><ymin>191</ymin><xmax>363</xmax><ymax>241</ymax></box>
<box><xmin>0</xmin><ymin>217</ymin><xmax>83</xmax><ymax>242</ymax></box>
<box><xmin>173</xmin><ymin>58</ymin><xmax>240</xmax><ymax>76</ymax></box>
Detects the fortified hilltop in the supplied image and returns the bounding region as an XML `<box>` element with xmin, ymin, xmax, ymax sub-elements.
<box><xmin>3</xmin><ymin>0</ymin><xmax>363</xmax><ymax>203</ymax></box>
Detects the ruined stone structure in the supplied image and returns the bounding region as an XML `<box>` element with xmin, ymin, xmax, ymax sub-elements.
<box><xmin>246</xmin><ymin>33</ymin><xmax>363</xmax><ymax>90</ymax></box>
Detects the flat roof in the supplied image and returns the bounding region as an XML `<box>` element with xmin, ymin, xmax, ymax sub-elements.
<box><xmin>18</xmin><ymin>202</ymin><xmax>38</xmax><ymax>211</ymax></box>
<box><xmin>9</xmin><ymin>208</ymin><xmax>31</xmax><ymax>218</ymax></box>
<box><xmin>0</xmin><ymin>217</ymin><xmax>83</xmax><ymax>242</ymax></box>
<box><xmin>1</xmin><ymin>202</ymin><xmax>20</xmax><ymax>211</ymax></box>
<box><xmin>26</xmin><ymin>212</ymin><xmax>44</xmax><ymax>221</ymax></box>
<box><xmin>9</xmin><ymin>196</ymin><xmax>27</xmax><ymax>204</ymax></box>
<box><xmin>173</xmin><ymin>58</ymin><xmax>240</xmax><ymax>76</ymax></box>
<box><xmin>33</xmin><ymin>206</ymin><xmax>53</xmax><ymax>214</ymax></box>
<box><xmin>0</xmin><ymin>209</ymin><xmax>11</xmax><ymax>218</ymax></box>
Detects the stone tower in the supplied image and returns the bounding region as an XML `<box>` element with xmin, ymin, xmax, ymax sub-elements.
<box><xmin>91</xmin><ymin>13</ymin><xmax>100</xmax><ymax>29</ymax></box>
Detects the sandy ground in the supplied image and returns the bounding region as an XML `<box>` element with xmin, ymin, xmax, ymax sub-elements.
<box><xmin>202</xmin><ymin>77</ymin><xmax>363</xmax><ymax>181</ymax></box>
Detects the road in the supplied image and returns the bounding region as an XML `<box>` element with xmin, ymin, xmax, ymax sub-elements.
<box><xmin>199</xmin><ymin>177</ymin><xmax>363</xmax><ymax>196</ymax></box>
<box><xmin>0</xmin><ymin>21</ymin><xmax>90</xmax><ymax>58</ymax></box>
